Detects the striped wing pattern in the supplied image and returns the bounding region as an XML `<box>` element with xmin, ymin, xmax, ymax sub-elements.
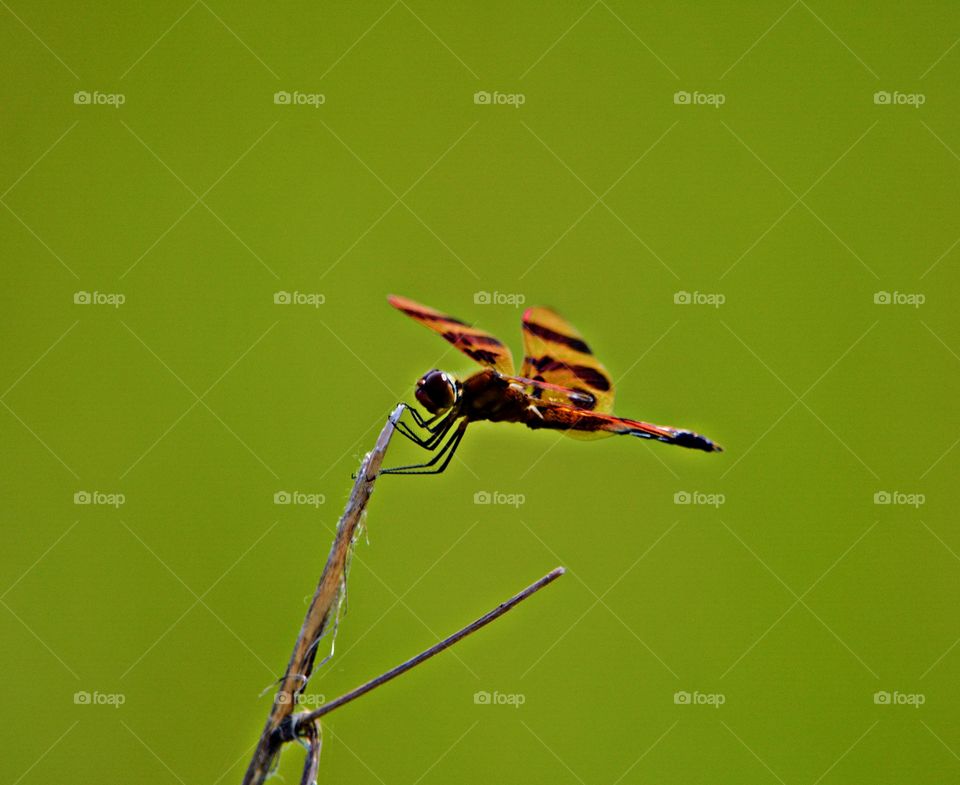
<box><xmin>388</xmin><ymin>295</ymin><xmax>515</xmax><ymax>375</ymax></box>
<box><xmin>519</xmin><ymin>307</ymin><xmax>615</xmax><ymax>414</ymax></box>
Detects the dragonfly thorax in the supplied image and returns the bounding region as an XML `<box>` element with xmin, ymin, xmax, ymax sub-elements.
<box><xmin>415</xmin><ymin>369</ymin><xmax>458</xmax><ymax>414</ymax></box>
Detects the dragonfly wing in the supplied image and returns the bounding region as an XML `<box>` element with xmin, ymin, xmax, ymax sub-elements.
<box><xmin>389</xmin><ymin>295</ymin><xmax>515</xmax><ymax>375</ymax></box>
<box><xmin>519</xmin><ymin>306</ymin><xmax>614</xmax><ymax>413</ymax></box>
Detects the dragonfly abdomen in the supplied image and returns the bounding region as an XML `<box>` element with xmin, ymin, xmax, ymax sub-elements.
<box><xmin>525</xmin><ymin>404</ymin><xmax>722</xmax><ymax>452</ymax></box>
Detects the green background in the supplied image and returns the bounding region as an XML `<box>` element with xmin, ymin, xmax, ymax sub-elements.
<box><xmin>3</xmin><ymin>2</ymin><xmax>959</xmax><ymax>782</ymax></box>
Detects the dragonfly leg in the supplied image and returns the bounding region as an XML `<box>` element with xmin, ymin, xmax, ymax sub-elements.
<box><xmin>400</xmin><ymin>404</ymin><xmax>447</xmax><ymax>430</ymax></box>
<box><xmin>394</xmin><ymin>420</ymin><xmax>431</xmax><ymax>446</ymax></box>
<box><xmin>380</xmin><ymin>420</ymin><xmax>468</xmax><ymax>475</ymax></box>
<box><xmin>394</xmin><ymin>409</ymin><xmax>458</xmax><ymax>449</ymax></box>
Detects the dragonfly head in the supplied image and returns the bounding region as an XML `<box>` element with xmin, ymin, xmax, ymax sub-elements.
<box><xmin>415</xmin><ymin>370</ymin><xmax>458</xmax><ymax>414</ymax></box>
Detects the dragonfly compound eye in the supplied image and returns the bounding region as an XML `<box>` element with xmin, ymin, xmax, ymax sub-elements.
<box><xmin>415</xmin><ymin>370</ymin><xmax>456</xmax><ymax>413</ymax></box>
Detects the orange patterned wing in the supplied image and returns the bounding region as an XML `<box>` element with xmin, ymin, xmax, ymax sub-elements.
<box><xmin>519</xmin><ymin>306</ymin><xmax>614</xmax><ymax>414</ymax></box>
<box><xmin>388</xmin><ymin>295</ymin><xmax>515</xmax><ymax>375</ymax></box>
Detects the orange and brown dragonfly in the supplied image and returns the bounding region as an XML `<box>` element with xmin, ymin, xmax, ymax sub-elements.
<box><xmin>382</xmin><ymin>295</ymin><xmax>722</xmax><ymax>475</ymax></box>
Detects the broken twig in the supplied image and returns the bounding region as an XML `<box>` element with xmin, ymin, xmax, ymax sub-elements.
<box><xmin>241</xmin><ymin>404</ymin><xmax>404</xmax><ymax>785</ymax></box>
<box><xmin>282</xmin><ymin>566</ymin><xmax>566</xmax><ymax>737</ymax></box>
<box><xmin>241</xmin><ymin>403</ymin><xmax>565</xmax><ymax>784</ymax></box>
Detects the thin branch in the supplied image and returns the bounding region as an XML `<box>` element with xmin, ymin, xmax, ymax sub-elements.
<box><xmin>283</xmin><ymin>566</ymin><xmax>566</xmax><ymax>737</ymax></box>
<box><xmin>298</xmin><ymin>720</ymin><xmax>322</xmax><ymax>785</ymax></box>
<box><xmin>242</xmin><ymin>404</ymin><xmax>405</xmax><ymax>785</ymax></box>
<box><xmin>242</xmin><ymin>404</ymin><xmax>566</xmax><ymax>784</ymax></box>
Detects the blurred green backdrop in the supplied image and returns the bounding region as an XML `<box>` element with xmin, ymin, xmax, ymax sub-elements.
<box><xmin>2</xmin><ymin>2</ymin><xmax>959</xmax><ymax>783</ymax></box>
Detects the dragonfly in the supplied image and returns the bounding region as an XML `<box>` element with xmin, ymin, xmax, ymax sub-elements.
<box><xmin>382</xmin><ymin>295</ymin><xmax>722</xmax><ymax>475</ymax></box>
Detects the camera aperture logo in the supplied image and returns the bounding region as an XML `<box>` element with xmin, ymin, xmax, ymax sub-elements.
<box><xmin>474</xmin><ymin>290</ymin><xmax>526</xmax><ymax>308</ymax></box>
<box><xmin>474</xmin><ymin>490</ymin><xmax>526</xmax><ymax>508</ymax></box>
<box><xmin>674</xmin><ymin>491</ymin><xmax>725</xmax><ymax>508</ymax></box>
<box><xmin>74</xmin><ymin>290</ymin><xmax>125</xmax><ymax>308</ymax></box>
<box><xmin>74</xmin><ymin>490</ymin><xmax>125</xmax><ymax>508</ymax></box>
<box><xmin>874</xmin><ymin>690</ymin><xmax>924</xmax><ymax>707</ymax></box>
<box><xmin>873</xmin><ymin>91</ymin><xmax>925</xmax><ymax>108</ymax></box>
<box><xmin>274</xmin><ymin>491</ymin><xmax>326</xmax><ymax>508</ymax></box>
<box><xmin>673</xmin><ymin>91</ymin><xmax>725</xmax><ymax>108</ymax></box>
<box><xmin>473</xmin><ymin>690</ymin><xmax>526</xmax><ymax>708</ymax></box>
<box><xmin>674</xmin><ymin>290</ymin><xmax>725</xmax><ymax>308</ymax></box>
<box><xmin>473</xmin><ymin>90</ymin><xmax>525</xmax><ymax>108</ymax></box>
<box><xmin>74</xmin><ymin>90</ymin><xmax>125</xmax><ymax>108</ymax></box>
<box><xmin>873</xmin><ymin>290</ymin><xmax>924</xmax><ymax>308</ymax></box>
<box><xmin>674</xmin><ymin>690</ymin><xmax>725</xmax><ymax>708</ymax></box>
<box><xmin>873</xmin><ymin>491</ymin><xmax>925</xmax><ymax>508</ymax></box>
<box><xmin>274</xmin><ymin>90</ymin><xmax>326</xmax><ymax>108</ymax></box>
<box><xmin>274</xmin><ymin>291</ymin><xmax>325</xmax><ymax>308</ymax></box>
<box><xmin>74</xmin><ymin>690</ymin><xmax>126</xmax><ymax>707</ymax></box>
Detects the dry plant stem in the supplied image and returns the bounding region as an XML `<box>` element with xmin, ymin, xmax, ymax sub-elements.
<box><xmin>285</xmin><ymin>566</ymin><xmax>566</xmax><ymax>735</ymax></box>
<box><xmin>298</xmin><ymin>720</ymin><xmax>322</xmax><ymax>785</ymax></box>
<box><xmin>241</xmin><ymin>404</ymin><xmax>405</xmax><ymax>785</ymax></box>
